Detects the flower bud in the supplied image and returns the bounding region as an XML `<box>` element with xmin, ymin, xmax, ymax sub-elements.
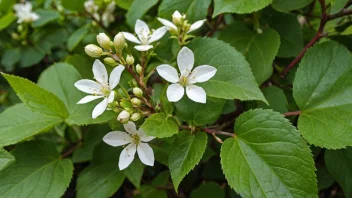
<box><xmin>113</xmin><ymin>108</ymin><xmax>121</xmax><ymax>114</ymax></box>
<box><xmin>131</xmin><ymin>79</ymin><xmax>138</xmax><ymax>87</ymax></box>
<box><xmin>97</xmin><ymin>33</ymin><xmax>111</xmax><ymax>50</ymax></box>
<box><xmin>114</xmin><ymin>32</ymin><xmax>125</xmax><ymax>52</ymax></box>
<box><xmin>131</xmin><ymin>98</ymin><xmax>141</xmax><ymax>107</ymax></box>
<box><xmin>133</xmin><ymin>87</ymin><xmax>143</xmax><ymax>97</ymax></box>
<box><xmin>126</xmin><ymin>55</ymin><xmax>134</xmax><ymax>65</ymax></box>
<box><xmin>117</xmin><ymin>110</ymin><xmax>130</xmax><ymax>123</ymax></box>
<box><xmin>182</xmin><ymin>22</ymin><xmax>191</xmax><ymax>33</ymax></box>
<box><xmin>130</xmin><ymin>113</ymin><xmax>141</xmax><ymax>121</ymax></box>
<box><xmin>136</xmin><ymin>64</ymin><xmax>142</xmax><ymax>74</ymax></box>
<box><xmin>172</xmin><ymin>11</ymin><xmax>182</xmax><ymax>25</ymax></box>
<box><xmin>104</xmin><ymin>57</ymin><xmax>117</xmax><ymax>66</ymax></box>
<box><xmin>84</xmin><ymin>44</ymin><xmax>102</xmax><ymax>58</ymax></box>
<box><xmin>120</xmin><ymin>100</ymin><xmax>133</xmax><ymax>110</ymax></box>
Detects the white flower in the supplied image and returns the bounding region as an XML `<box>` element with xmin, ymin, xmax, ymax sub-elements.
<box><xmin>157</xmin><ymin>10</ymin><xmax>206</xmax><ymax>34</ymax></box>
<box><xmin>84</xmin><ymin>0</ymin><xmax>98</xmax><ymax>13</ymax></box>
<box><xmin>102</xmin><ymin>1</ymin><xmax>116</xmax><ymax>27</ymax></box>
<box><xmin>74</xmin><ymin>59</ymin><xmax>125</xmax><ymax>119</ymax></box>
<box><xmin>13</xmin><ymin>2</ymin><xmax>39</xmax><ymax>24</ymax></box>
<box><xmin>156</xmin><ymin>47</ymin><xmax>217</xmax><ymax>103</ymax></box>
<box><xmin>122</xmin><ymin>19</ymin><xmax>167</xmax><ymax>51</ymax></box>
<box><xmin>103</xmin><ymin>121</ymin><xmax>155</xmax><ymax>170</ymax></box>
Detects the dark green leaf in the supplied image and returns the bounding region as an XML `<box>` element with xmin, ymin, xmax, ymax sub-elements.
<box><xmin>19</xmin><ymin>46</ymin><xmax>45</xmax><ymax>68</ymax></box>
<box><xmin>0</xmin><ymin>149</ymin><xmax>14</xmax><ymax>171</ymax></box>
<box><xmin>0</xmin><ymin>12</ymin><xmax>16</xmax><ymax>31</ymax></box>
<box><xmin>257</xmin><ymin>86</ymin><xmax>288</xmax><ymax>113</ymax></box>
<box><xmin>61</xmin><ymin>0</ymin><xmax>85</xmax><ymax>12</ymax></box>
<box><xmin>126</xmin><ymin>0</ymin><xmax>158</xmax><ymax>27</ymax></box>
<box><xmin>67</xmin><ymin>24</ymin><xmax>90</xmax><ymax>52</ymax></box>
<box><xmin>32</xmin><ymin>9</ymin><xmax>61</xmax><ymax>28</ymax></box>
<box><xmin>272</xmin><ymin>0</ymin><xmax>314</xmax><ymax>12</ymax></box>
<box><xmin>124</xmin><ymin>160</ymin><xmax>144</xmax><ymax>189</ymax></box>
<box><xmin>190</xmin><ymin>182</ymin><xmax>225</xmax><ymax>198</ymax></box>
<box><xmin>213</xmin><ymin>0</ymin><xmax>272</xmax><ymax>16</ymax></box>
<box><xmin>1</xmin><ymin>48</ymin><xmax>21</xmax><ymax>69</ymax></box>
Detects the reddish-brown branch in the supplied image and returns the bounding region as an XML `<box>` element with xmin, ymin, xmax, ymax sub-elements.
<box><xmin>61</xmin><ymin>145</ymin><xmax>78</xmax><ymax>158</ymax></box>
<box><xmin>283</xmin><ymin>110</ymin><xmax>301</xmax><ymax>117</ymax></box>
<box><xmin>206</xmin><ymin>14</ymin><xmax>224</xmax><ymax>37</ymax></box>
<box><xmin>180</xmin><ymin>125</ymin><xmax>236</xmax><ymax>138</ymax></box>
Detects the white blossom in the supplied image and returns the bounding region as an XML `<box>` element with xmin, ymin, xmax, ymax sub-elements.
<box><xmin>156</xmin><ymin>47</ymin><xmax>217</xmax><ymax>103</ymax></box>
<box><xmin>122</xmin><ymin>19</ymin><xmax>167</xmax><ymax>51</ymax></box>
<box><xmin>157</xmin><ymin>10</ymin><xmax>206</xmax><ymax>34</ymax></box>
<box><xmin>102</xmin><ymin>1</ymin><xmax>116</xmax><ymax>27</ymax></box>
<box><xmin>13</xmin><ymin>2</ymin><xmax>39</xmax><ymax>24</ymax></box>
<box><xmin>103</xmin><ymin>121</ymin><xmax>155</xmax><ymax>170</ymax></box>
<box><xmin>74</xmin><ymin>59</ymin><xmax>124</xmax><ymax>119</ymax></box>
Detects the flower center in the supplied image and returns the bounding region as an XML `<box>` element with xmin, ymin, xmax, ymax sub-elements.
<box><xmin>131</xmin><ymin>134</ymin><xmax>141</xmax><ymax>145</ymax></box>
<box><xmin>100</xmin><ymin>85</ymin><xmax>111</xmax><ymax>96</ymax></box>
<box><xmin>179</xmin><ymin>75</ymin><xmax>188</xmax><ymax>87</ymax></box>
<box><xmin>138</xmin><ymin>29</ymin><xmax>150</xmax><ymax>45</ymax></box>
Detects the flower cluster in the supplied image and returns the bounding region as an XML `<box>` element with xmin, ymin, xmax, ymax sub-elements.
<box><xmin>13</xmin><ymin>2</ymin><xmax>39</xmax><ymax>24</ymax></box>
<box><xmin>84</xmin><ymin>0</ymin><xmax>116</xmax><ymax>27</ymax></box>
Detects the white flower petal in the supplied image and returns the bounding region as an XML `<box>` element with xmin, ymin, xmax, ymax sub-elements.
<box><xmin>109</xmin><ymin>65</ymin><xmax>125</xmax><ymax>89</ymax></box>
<box><xmin>77</xmin><ymin>95</ymin><xmax>104</xmax><ymax>104</ymax></box>
<box><xmin>74</xmin><ymin>79</ymin><xmax>102</xmax><ymax>94</ymax></box>
<box><xmin>31</xmin><ymin>13</ymin><xmax>40</xmax><ymax>21</ymax></box>
<box><xmin>93</xmin><ymin>59</ymin><xmax>108</xmax><ymax>85</ymax></box>
<box><xmin>177</xmin><ymin>47</ymin><xmax>194</xmax><ymax>76</ymax></box>
<box><xmin>157</xmin><ymin>18</ymin><xmax>178</xmax><ymax>31</ymax></box>
<box><xmin>186</xmin><ymin>85</ymin><xmax>206</xmax><ymax>103</ymax></box>
<box><xmin>103</xmin><ymin>132</ymin><xmax>132</xmax><ymax>147</ymax></box>
<box><xmin>123</xmin><ymin>121</ymin><xmax>138</xmax><ymax>135</ymax></box>
<box><xmin>119</xmin><ymin>144</ymin><xmax>136</xmax><ymax>170</ymax></box>
<box><xmin>137</xmin><ymin>129</ymin><xmax>155</xmax><ymax>142</ymax></box>
<box><xmin>92</xmin><ymin>98</ymin><xmax>108</xmax><ymax>119</ymax></box>
<box><xmin>188</xmin><ymin>65</ymin><xmax>217</xmax><ymax>84</ymax></box>
<box><xmin>156</xmin><ymin>64</ymin><xmax>180</xmax><ymax>83</ymax></box>
<box><xmin>167</xmin><ymin>83</ymin><xmax>184</xmax><ymax>102</ymax></box>
<box><xmin>148</xmin><ymin>26</ymin><xmax>168</xmax><ymax>43</ymax></box>
<box><xmin>137</xmin><ymin>143</ymin><xmax>154</xmax><ymax>166</ymax></box>
<box><xmin>135</xmin><ymin>19</ymin><xmax>150</xmax><ymax>39</ymax></box>
<box><xmin>122</xmin><ymin>32</ymin><xmax>141</xmax><ymax>44</ymax></box>
<box><xmin>187</xmin><ymin>19</ymin><xmax>206</xmax><ymax>33</ymax></box>
<box><xmin>108</xmin><ymin>91</ymin><xmax>115</xmax><ymax>103</ymax></box>
<box><xmin>173</xmin><ymin>10</ymin><xmax>182</xmax><ymax>19</ymax></box>
<box><xmin>134</xmin><ymin>45</ymin><xmax>153</xmax><ymax>51</ymax></box>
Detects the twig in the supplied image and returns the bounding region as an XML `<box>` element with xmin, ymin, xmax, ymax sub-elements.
<box><xmin>206</xmin><ymin>14</ymin><xmax>224</xmax><ymax>37</ymax></box>
<box><xmin>61</xmin><ymin>145</ymin><xmax>78</xmax><ymax>158</ymax></box>
<box><xmin>283</xmin><ymin>110</ymin><xmax>301</xmax><ymax>117</ymax></box>
<box><xmin>180</xmin><ymin>125</ymin><xmax>236</xmax><ymax>138</ymax></box>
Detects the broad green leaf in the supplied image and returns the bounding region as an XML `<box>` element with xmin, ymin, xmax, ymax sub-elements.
<box><xmin>293</xmin><ymin>41</ymin><xmax>352</xmax><ymax>148</ymax></box>
<box><xmin>125</xmin><ymin>0</ymin><xmax>158</xmax><ymax>27</ymax></box>
<box><xmin>0</xmin><ymin>12</ymin><xmax>16</xmax><ymax>31</ymax></box>
<box><xmin>115</xmin><ymin>0</ymin><xmax>133</xmax><ymax>10</ymax></box>
<box><xmin>139</xmin><ymin>185</ymin><xmax>168</xmax><ymax>198</ymax></box>
<box><xmin>0</xmin><ymin>104</ymin><xmax>62</xmax><ymax>147</ymax></box>
<box><xmin>1</xmin><ymin>48</ymin><xmax>21</xmax><ymax>69</ymax></box>
<box><xmin>272</xmin><ymin>0</ymin><xmax>314</xmax><ymax>12</ymax></box>
<box><xmin>31</xmin><ymin>27</ymin><xmax>68</xmax><ymax>54</ymax></box>
<box><xmin>325</xmin><ymin>148</ymin><xmax>352</xmax><ymax>197</ymax></box>
<box><xmin>330</xmin><ymin>0</ymin><xmax>348</xmax><ymax>14</ymax></box>
<box><xmin>65</xmin><ymin>54</ymin><xmax>94</xmax><ymax>79</ymax></box>
<box><xmin>187</xmin><ymin>37</ymin><xmax>266</xmax><ymax>103</ymax></box>
<box><xmin>316</xmin><ymin>163</ymin><xmax>335</xmax><ymax>190</ymax></box>
<box><xmin>158</xmin><ymin>0</ymin><xmax>211</xmax><ymax>22</ymax></box>
<box><xmin>219</xmin><ymin>22</ymin><xmax>280</xmax><ymax>84</ymax></box>
<box><xmin>19</xmin><ymin>46</ymin><xmax>45</xmax><ymax>67</ymax></box>
<box><xmin>141</xmin><ymin>113</ymin><xmax>178</xmax><ymax>138</ymax></box>
<box><xmin>174</xmin><ymin>97</ymin><xmax>225</xmax><ymax>126</ymax></box>
<box><xmin>213</xmin><ymin>0</ymin><xmax>272</xmax><ymax>17</ymax></box>
<box><xmin>169</xmin><ymin>131</ymin><xmax>207</xmax><ymax>191</ymax></box>
<box><xmin>257</xmin><ymin>86</ymin><xmax>288</xmax><ymax>113</ymax></box>
<box><xmin>190</xmin><ymin>182</ymin><xmax>225</xmax><ymax>198</ymax></box>
<box><xmin>0</xmin><ymin>149</ymin><xmax>14</xmax><ymax>171</ymax></box>
<box><xmin>67</xmin><ymin>24</ymin><xmax>90</xmax><ymax>51</ymax></box>
<box><xmin>221</xmin><ymin>109</ymin><xmax>317</xmax><ymax>197</ymax></box>
<box><xmin>0</xmin><ymin>141</ymin><xmax>74</xmax><ymax>198</ymax></box>
<box><xmin>61</xmin><ymin>0</ymin><xmax>85</xmax><ymax>12</ymax></box>
<box><xmin>0</xmin><ymin>0</ymin><xmax>15</xmax><ymax>13</ymax></box>
<box><xmin>2</xmin><ymin>73</ymin><xmax>68</xmax><ymax>118</ymax></box>
<box><xmin>152</xmin><ymin>171</ymin><xmax>170</xmax><ymax>187</ymax></box>
<box><xmin>32</xmin><ymin>9</ymin><xmax>61</xmax><ymax>27</ymax></box>
<box><xmin>37</xmin><ymin>63</ymin><xmax>116</xmax><ymax>125</ymax></box>
<box><xmin>124</xmin><ymin>160</ymin><xmax>144</xmax><ymax>189</ymax></box>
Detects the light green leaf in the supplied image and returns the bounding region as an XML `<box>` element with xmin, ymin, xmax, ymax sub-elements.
<box><xmin>0</xmin><ymin>149</ymin><xmax>14</xmax><ymax>172</ymax></box>
<box><xmin>293</xmin><ymin>41</ymin><xmax>352</xmax><ymax>149</ymax></box>
<box><xmin>190</xmin><ymin>182</ymin><xmax>225</xmax><ymax>198</ymax></box>
<box><xmin>174</xmin><ymin>97</ymin><xmax>225</xmax><ymax>126</ymax></box>
<box><xmin>2</xmin><ymin>73</ymin><xmax>68</xmax><ymax>118</ymax></box>
<box><xmin>19</xmin><ymin>46</ymin><xmax>45</xmax><ymax>68</ymax></box>
<box><xmin>0</xmin><ymin>12</ymin><xmax>16</xmax><ymax>31</ymax></box>
<box><xmin>158</xmin><ymin>0</ymin><xmax>211</xmax><ymax>22</ymax></box>
<box><xmin>221</xmin><ymin>109</ymin><xmax>317</xmax><ymax>197</ymax></box>
<box><xmin>187</xmin><ymin>37</ymin><xmax>266</xmax><ymax>103</ymax></box>
<box><xmin>0</xmin><ymin>141</ymin><xmax>74</xmax><ymax>198</ymax></box>
<box><xmin>0</xmin><ymin>104</ymin><xmax>62</xmax><ymax>147</ymax></box>
<box><xmin>141</xmin><ymin>113</ymin><xmax>178</xmax><ymax>138</ymax></box>
<box><xmin>219</xmin><ymin>22</ymin><xmax>280</xmax><ymax>84</ymax></box>
<box><xmin>0</xmin><ymin>0</ymin><xmax>15</xmax><ymax>13</ymax></box>
<box><xmin>325</xmin><ymin>148</ymin><xmax>352</xmax><ymax>197</ymax></box>
<box><xmin>213</xmin><ymin>0</ymin><xmax>272</xmax><ymax>17</ymax></box>
<box><xmin>115</xmin><ymin>0</ymin><xmax>133</xmax><ymax>10</ymax></box>
<box><xmin>67</xmin><ymin>24</ymin><xmax>90</xmax><ymax>52</ymax></box>
<box><xmin>32</xmin><ymin>9</ymin><xmax>61</xmax><ymax>27</ymax></box>
<box><xmin>125</xmin><ymin>0</ymin><xmax>158</xmax><ymax>27</ymax></box>
<box><xmin>124</xmin><ymin>160</ymin><xmax>144</xmax><ymax>189</ymax></box>
<box><xmin>272</xmin><ymin>0</ymin><xmax>314</xmax><ymax>12</ymax></box>
<box><xmin>257</xmin><ymin>86</ymin><xmax>288</xmax><ymax>113</ymax></box>
<box><xmin>169</xmin><ymin>131</ymin><xmax>207</xmax><ymax>191</ymax></box>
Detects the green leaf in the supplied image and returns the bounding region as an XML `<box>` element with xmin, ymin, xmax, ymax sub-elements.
<box><xmin>115</xmin><ymin>0</ymin><xmax>133</xmax><ymax>10</ymax></box>
<box><xmin>330</xmin><ymin>0</ymin><xmax>348</xmax><ymax>14</ymax></box>
<box><xmin>61</xmin><ymin>0</ymin><xmax>85</xmax><ymax>12</ymax></box>
<box><xmin>0</xmin><ymin>149</ymin><xmax>14</xmax><ymax>172</ymax></box>
<box><xmin>0</xmin><ymin>104</ymin><xmax>62</xmax><ymax>147</ymax></box>
<box><xmin>325</xmin><ymin>148</ymin><xmax>352</xmax><ymax>197</ymax></box>
<box><xmin>0</xmin><ymin>0</ymin><xmax>15</xmax><ymax>13</ymax></box>
<box><xmin>19</xmin><ymin>46</ymin><xmax>45</xmax><ymax>68</ymax></box>
<box><xmin>221</xmin><ymin>109</ymin><xmax>317</xmax><ymax>197</ymax></box>
<box><xmin>293</xmin><ymin>41</ymin><xmax>352</xmax><ymax>149</ymax></box>
<box><xmin>65</xmin><ymin>54</ymin><xmax>94</xmax><ymax>79</ymax></box>
<box><xmin>67</xmin><ymin>24</ymin><xmax>90</xmax><ymax>52</ymax></box>
<box><xmin>257</xmin><ymin>86</ymin><xmax>288</xmax><ymax>113</ymax></box>
<box><xmin>2</xmin><ymin>73</ymin><xmax>68</xmax><ymax>118</ymax></box>
<box><xmin>0</xmin><ymin>141</ymin><xmax>74</xmax><ymax>198</ymax></box>
<box><xmin>316</xmin><ymin>163</ymin><xmax>335</xmax><ymax>190</ymax></box>
<box><xmin>141</xmin><ymin>113</ymin><xmax>179</xmax><ymax>138</ymax></box>
<box><xmin>272</xmin><ymin>0</ymin><xmax>314</xmax><ymax>12</ymax></box>
<box><xmin>213</xmin><ymin>0</ymin><xmax>272</xmax><ymax>17</ymax></box>
<box><xmin>219</xmin><ymin>22</ymin><xmax>280</xmax><ymax>84</ymax></box>
<box><xmin>32</xmin><ymin>9</ymin><xmax>61</xmax><ymax>28</ymax></box>
<box><xmin>175</xmin><ymin>97</ymin><xmax>225</xmax><ymax>126</ymax></box>
<box><xmin>169</xmin><ymin>131</ymin><xmax>207</xmax><ymax>191</ymax></box>
<box><xmin>0</xmin><ymin>12</ymin><xmax>16</xmax><ymax>31</ymax></box>
<box><xmin>125</xmin><ymin>0</ymin><xmax>158</xmax><ymax>27</ymax></box>
<box><xmin>190</xmin><ymin>182</ymin><xmax>225</xmax><ymax>198</ymax></box>
<box><xmin>158</xmin><ymin>0</ymin><xmax>211</xmax><ymax>22</ymax></box>
<box><xmin>1</xmin><ymin>48</ymin><xmax>21</xmax><ymax>69</ymax></box>
<box><xmin>124</xmin><ymin>160</ymin><xmax>144</xmax><ymax>189</ymax></box>
<box><xmin>139</xmin><ymin>185</ymin><xmax>168</xmax><ymax>198</ymax></box>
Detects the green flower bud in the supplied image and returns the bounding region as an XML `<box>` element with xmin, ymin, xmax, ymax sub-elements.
<box><xmin>84</xmin><ymin>44</ymin><xmax>103</xmax><ymax>58</ymax></box>
<box><xmin>131</xmin><ymin>97</ymin><xmax>141</xmax><ymax>107</ymax></box>
<box><xmin>97</xmin><ymin>33</ymin><xmax>111</xmax><ymax>50</ymax></box>
<box><xmin>172</xmin><ymin>11</ymin><xmax>182</xmax><ymax>25</ymax></box>
<box><xmin>114</xmin><ymin>32</ymin><xmax>125</xmax><ymax>52</ymax></box>
<box><xmin>113</xmin><ymin>108</ymin><xmax>121</xmax><ymax>114</ymax></box>
<box><xmin>133</xmin><ymin>87</ymin><xmax>143</xmax><ymax>97</ymax></box>
<box><xmin>104</xmin><ymin>57</ymin><xmax>117</xmax><ymax>67</ymax></box>
<box><xmin>126</xmin><ymin>55</ymin><xmax>134</xmax><ymax>65</ymax></box>
<box><xmin>117</xmin><ymin>110</ymin><xmax>130</xmax><ymax>123</ymax></box>
<box><xmin>136</xmin><ymin>64</ymin><xmax>142</xmax><ymax>74</ymax></box>
<box><xmin>182</xmin><ymin>21</ymin><xmax>191</xmax><ymax>33</ymax></box>
<box><xmin>131</xmin><ymin>79</ymin><xmax>138</xmax><ymax>87</ymax></box>
<box><xmin>130</xmin><ymin>113</ymin><xmax>141</xmax><ymax>121</ymax></box>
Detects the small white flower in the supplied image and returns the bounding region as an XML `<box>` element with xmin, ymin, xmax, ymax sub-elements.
<box><xmin>74</xmin><ymin>59</ymin><xmax>125</xmax><ymax>119</ymax></box>
<box><xmin>103</xmin><ymin>121</ymin><xmax>155</xmax><ymax>170</ymax></box>
<box><xmin>122</xmin><ymin>19</ymin><xmax>168</xmax><ymax>51</ymax></box>
<box><xmin>156</xmin><ymin>47</ymin><xmax>217</xmax><ymax>103</ymax></box>
<box><xmin>102</xmin><ymin>1</ymin><xmax>116</xmax><ymax>27</ymax></box>
<box><xmin>84</xmin><ymin>0</ymin><xmax>99</xmax><ymax>13</ymax></box>
<box><xmin>157</xmin><ymin>10</ymin><xmax>206</xmax><ymax>34</ymax></box>
<box><xmin>13</xmin><ymin>2</ymin><xmax>40</xmax><ymax>24</ymax></box>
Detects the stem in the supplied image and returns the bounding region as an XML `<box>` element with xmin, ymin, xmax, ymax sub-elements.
<box><xmin>283</xmin><ymin>110</ymin><xmax>301</xmax><ymax>117</ymax></box>
<box><xmin>61</xmin><ymin>145</ymin><xmax>78</xmax><ymax>158</ymax></box>
<box><xmin>180</xmin><ymin>125</ymin><xmax>236</xmax><ymax>138</ymax></box>
<box><xmin>85</xmin><ymin>11</ymin><xmax>114</xmax><ymax>37</ymax></box>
